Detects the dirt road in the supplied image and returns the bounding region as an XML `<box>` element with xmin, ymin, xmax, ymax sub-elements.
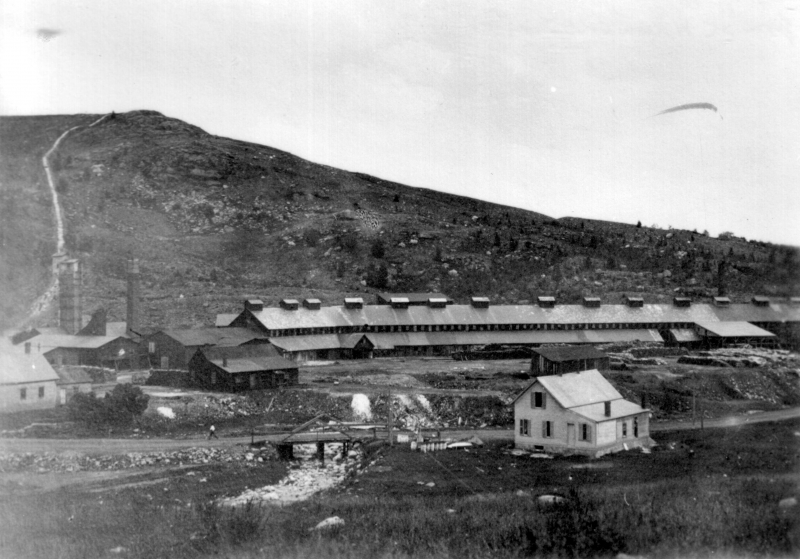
<box><xmin>1</xmin><ymin>406</ymin><xmax>798</xmax><ymax>455</ymax></box>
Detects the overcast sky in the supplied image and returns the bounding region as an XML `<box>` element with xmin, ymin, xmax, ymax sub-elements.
<box><xmin>2</xmin><ymin>0</ymin><xmax>798</xmax><ymax>245</ymax></box>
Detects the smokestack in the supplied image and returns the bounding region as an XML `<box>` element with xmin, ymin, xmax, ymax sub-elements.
<box><xmin>58</xmin><ymin>259</ymin><xmax>82</xmax><ymax>334</ymax></box>
<box><xmin>126</xmin><ymin>258</ymin><xmax>140</xmax><ymax>337</ymax></box>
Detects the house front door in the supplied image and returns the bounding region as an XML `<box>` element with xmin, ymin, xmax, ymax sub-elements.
<box><xmin>567</xmin><ymin>423</ymin><xmax>576</xmax><ymax>446</ymax></box>
<box><xmin>160</xmin><ymin>356</ymin><xmax>169</xmax><ymax>369</ymax></box>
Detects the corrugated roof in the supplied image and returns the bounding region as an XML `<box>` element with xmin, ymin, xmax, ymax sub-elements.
<box><xmin>246</xmin><ymin>303</ymin><xmax>725</xmax><ymax>331</ymax></box>
<box><xmin>0</xmin><ymin>341</ymin><xmax>59</xmax><ymax>385</ymax></box>
<box><xmin>161</xmin><ymin>327</ymin><xmax>267</xmax><ymax>347</ymax></box>
<box><xmin>34</xmin><ymin>334</ymin><xmax>125</xmax><ymax>350</ymax></box>
<box><xmin>531</xmin><ymin>346</ymin><xmax>607</xmax><ymax>362</ymax></box>
<box><xmin>709</xmin><ymin>303</ymin><xmax>800</xmax><ymax>323</ymax></box>
<box><xmin>695</xmin><ymin>321</ymin><xmax>777</xmax><ymax>338</ymax></box>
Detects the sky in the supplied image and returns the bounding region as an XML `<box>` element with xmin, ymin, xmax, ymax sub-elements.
<box><xmin>2</xmin><ymin>0</ymin><xmax>799</xmax><ymax>245</ymax></box>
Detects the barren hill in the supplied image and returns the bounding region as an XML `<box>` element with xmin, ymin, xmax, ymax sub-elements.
<box><xmin>0</xmin><ymin>110</ymin><xmax>797</xmax><ymax>330</ymax></box>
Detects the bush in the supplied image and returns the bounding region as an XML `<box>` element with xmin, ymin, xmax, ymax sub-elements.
<box><xmin>67</xmin><ymin>384</ymin><xmax>149</xmax><ymax>426</ymax></box>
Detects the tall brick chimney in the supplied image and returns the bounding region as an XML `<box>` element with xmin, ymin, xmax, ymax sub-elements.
<box><xmin>126</xmin><ymin>258</ymin><xmax>140</xmax><ymax>337</ymax></box>
<box><xmin>58</xmin><ymin>259</ymin><xmax>82</xmax><ymax>334</ymax></box>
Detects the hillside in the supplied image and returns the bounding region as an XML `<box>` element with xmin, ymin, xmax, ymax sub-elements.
<box><xmin>0</xmin><ymin>110</ymin><xmax>797</xmax><ymax>330</ymax></box>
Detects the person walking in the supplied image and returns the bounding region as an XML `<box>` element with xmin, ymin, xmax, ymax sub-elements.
<box><xmin>208</xmin><ymin>424</ymin><xmax>218</xmax><ymax>439</ymax></box>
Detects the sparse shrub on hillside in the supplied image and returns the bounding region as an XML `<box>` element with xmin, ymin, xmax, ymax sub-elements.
<box><xmin>303</xmin><ymin>228</ymin><xmax>321</xmax><ymax>247</ymax></box>
<box><xmin>366</xmin><ymin>263</ymin><xmax>388</xmax><ymax>289</ymax></box>
<box><xmin>371</xmin><ymin>238</ymin><xmax>385</xmax><ymax>259</ymax></box>
<box><xmin>340</xmin><ymin>231</ymin><xmax>359</xmax><ymax>253</ymax></box>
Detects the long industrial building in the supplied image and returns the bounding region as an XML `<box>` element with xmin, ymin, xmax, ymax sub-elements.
<box><xmin>225</xmin><ymin>295</ymin><xmax>800</xmax><ymax>361</ymax></box>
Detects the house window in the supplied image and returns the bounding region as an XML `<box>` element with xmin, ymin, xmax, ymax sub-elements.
<box><xmin>634</xmin><ymin>417</ymin><xmax>639</xmax><ymax>437</ymax></box>
<box><xmin>20</xmin><ymin>388</ymin><xmax>27</xmax><ymax>400</ymax></box>
<box><xmin>148</xmin><ymin>342</ymin><xmax>155</xmax><ymax>353</ymax></box>
<box><xmin>581</xmin><ymin>423</ymin><xmax>591</xmax><ymax>441</ymax></box>
<box><xmin>542</xmin><ymin>420</ymin><xmax>553</xmax><ymax>438</ymax></box>
<box><xmin>622</xmin><ymin>421</ymin><xmax>628</xmax><ymax>438</ymax></box>
<box><xmin>211</xmin><ymin>371</ymin><xmax>217</xmax><ymax>384</ymax></box>
<box><xmin>519</xmin><ymin>419</ymin><xmax>530</xmax><ymax>436</ymax></box>
<box><xmin>38</xmin><ymin>387</ymin><xmax>45</xmax><ymax>399</ymax></box>
<box><xmin>532</xmin><ymin>391</ymin><xmax>546</xmax><ymax>409</ymax></box>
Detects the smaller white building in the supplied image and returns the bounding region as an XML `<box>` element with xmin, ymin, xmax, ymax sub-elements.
<box><xmin>513</xmin><ymin>369</ymin><xmax>653</xmax><ymax>457</ymax></box>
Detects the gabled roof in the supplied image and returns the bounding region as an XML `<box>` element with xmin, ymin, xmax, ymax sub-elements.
<box><xmin>0</xmin><ymin>341</ymin><xmax>59</xmax><ymax>385</ymax></box>
<box><xmin>694</xmin><ymin>321</ymin><xmax>777</xmax><ymax>338</ymax></box>
<box><xmin>55</xmin><ymin>367</ymin><xmax>93</xmax><ymax>384</ymax></box>
<box><xmin>215</xmin><ymin>314</ymin><xmax>238</xmax><ymax>327</ymax></box>
<box><xmin>571</xmin><ymin>399</ymin><xmax>647</xmax><ymax>422</ymax></box>
<box><xmin>531</xmin><ymin>346</ymin><xmax>607</xmax><ymax>362</ymax></box>
<box><xmin>514</xmin><ymin>370</ymin><xmax>621</xmax><ymax>409</ymax></box>
<box><xmin>160</xmin><ymin>327</ymin><xmax>267</xmax><ymax>347</ymax></box>
<box><xmin>197</xmin><ymin>345</ymin><xmax>296</xmax><ymax>373</ymax></box>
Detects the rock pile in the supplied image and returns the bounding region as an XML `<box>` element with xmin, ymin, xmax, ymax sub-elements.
<box><xmin>678</xmin><ymin>348</ymin><xmax>797</xmax><ymax>369</ymax></box>
<box><xmin>219</xmin><ymin>444</ymin><xmax>361</xmax><ymax>507</ymax></box>
<box><xmin>0</xmin><ymin>446</ymin><xmax>274</xmax><ymax>474</ymax></box>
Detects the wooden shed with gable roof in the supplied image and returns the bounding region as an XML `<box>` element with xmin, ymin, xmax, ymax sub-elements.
<box><xmin>189</xmin><ymin>345</ymin><xmax>298</xmax><ymax>391</ymax></box>
<box><xmin>530</xmin><ymin>346</ymin><xmax>609</xmax><ymax>376</ymax></box>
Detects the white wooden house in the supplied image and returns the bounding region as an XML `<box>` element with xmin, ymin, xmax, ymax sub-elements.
<box><xmin>513</xmin><ymin>369</ymin><xmax>653</xmax><ymax>457</ymax></box>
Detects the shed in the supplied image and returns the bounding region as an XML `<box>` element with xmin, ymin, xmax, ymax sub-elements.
<box><xmin>531</xmin><ymin>346</ymin><xmax>609</xmax><ymax>376</ymax></box>
<box><xmin>189</xmin><ymin>345</ymin><xmax>299</xmax><ymax>391</ymax></box>
<box><xmin>143</xmin><ymin>327</ymin><xmax>269</xmax><ymax>370</ymax></box>
<box><xmin>513</xmin><ymin>369</ymin><xmax>653</xmax><ymax>457</ymax></box>
<box><xmin>694</xmin><ymin>321</ymin><xmax>777</xmax><ymax>348</ymax></box>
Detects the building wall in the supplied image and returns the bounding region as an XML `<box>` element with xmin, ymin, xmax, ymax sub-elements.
<box><xmin>595</xmin><ymin>421</ymin><xmax>617</xmax><ymax>446</ymax></box>
<box><xmin>189</xmin><ymin>354</ymin><xmax>298</xmax><ymax>392</ymax></box>
<box><xmin>57</xmin><ymin>382</ymin><xmax>93</xmax><ymax>405</ymax></box>
<box><xmin>144</xmin><ymin>332</ymin><xmax>195</xmax><ymax>370</ymax></box>
<box><xmin>0</xmin><ymin>381</ymin><xmax>58</xmax><ymax>413</ymax></box>
<box><xmin>513</xmin><ymin>383</ymin><xmax>598</xmax><ymax>454</ymax></box>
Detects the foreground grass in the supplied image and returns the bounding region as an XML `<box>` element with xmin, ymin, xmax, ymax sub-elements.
<box><xmin>1</xmin><ymin>420</ymin><xmax>798</xmax><ymax>558</ymax></box>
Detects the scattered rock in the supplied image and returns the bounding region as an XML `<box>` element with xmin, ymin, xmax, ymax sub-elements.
<box><xmin>312</xmin><ymin>516</ymin><xmax>345</xmax><ymax>531</ymax></box>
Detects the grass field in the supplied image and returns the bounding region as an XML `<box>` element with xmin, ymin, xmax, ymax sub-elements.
<box><xmin>1</xmin><ymin>419</ymin><xmax>798</xmax><ymax>558</ymax></box>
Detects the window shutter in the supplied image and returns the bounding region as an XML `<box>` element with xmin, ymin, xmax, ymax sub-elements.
<box><xmin>530</xmin><ymin>392</ymin><xmax>535</xmax><ymax>409</ymax></box>
<box><xmin>542</xmin><ymin>421</ymin><xmax>546</xmax><ymax>438</ymax></box>
<box><xmin>542</xmin><ymin>392</ymin><xmax>547</xmax><ymax>409</ymax></box>
<box><xmin>586</xmin><ymin>424</ymin><xmax>592</xmax><ymax>442</ymax></box>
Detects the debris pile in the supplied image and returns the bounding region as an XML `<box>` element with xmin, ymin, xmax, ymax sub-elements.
<box><xmin>0</xmin><ymin>446</ymin><xmax>274</xmax><ymax>474</ymax></box>
<box><xmin>679</xmin><ymin>347</ymin><xmax>797</xmax><ymax>369</ymax></box>
<box><xmin>219</xmin><ymin>443</ymin><xmax>361</xmax><ymax>506</ymax></box>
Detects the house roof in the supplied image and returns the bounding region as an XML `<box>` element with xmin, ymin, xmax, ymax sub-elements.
<box><xmin>531</xmin><ymin>346</ymin><xmax>607</xmax><ymax>362</ymax></box>
<box><xmin>513</xmin><ymin>370</ymin><xmax>622</xmax><ymax>409</ymax></box>
<box><xmin>35</xmin><ymin>334</ymin><xmax>130</xmax><ymax>351</ymax></box>
<box><xmin>694</xmin><ymin>321</ymin><xmax>777</xmax><ymax>338</ymax></box>
<box><xmin>0</xmin><ymin>341</ymin><xmax>59</xmax><ymax>385</ymax></box>
<box><xmin>571</xmin><ymin>399</ymin><xmax>647</xmax><ymax>422</ymax></box>
<box><xmin>159</xmin><ymin>327</ymin><xmax>268</xmax><ymax>347</ymax></box>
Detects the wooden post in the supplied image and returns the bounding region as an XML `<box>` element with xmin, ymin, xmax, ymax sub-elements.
<box><xmin>692</xmin><ymin>391</ymin><xmax>696</xmax><ymax>427</ymax></box>
<box><xmin>387</xmin><ymin>388</ymin><xmax>394</xmax><ymax>446</ymax></box>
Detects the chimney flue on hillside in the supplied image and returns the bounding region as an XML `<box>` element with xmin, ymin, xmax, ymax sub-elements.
<box><xmin>126</xmin><ymin>258</ymin><xmax>140</xmax><ymax>337</ymax></box>
<box><xmin>58</xmin><ymin>259</ymin><xmax>82</xmax><ymax>334</ymax></box>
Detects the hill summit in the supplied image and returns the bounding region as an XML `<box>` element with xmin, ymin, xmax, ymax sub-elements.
<box><xmin>0</xmin><ymin>110</ymin><xmax>797</xmax><ymax>329</ymax></box>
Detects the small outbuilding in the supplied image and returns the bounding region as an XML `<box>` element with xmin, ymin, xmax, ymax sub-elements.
<box><xmin>530</xmin><ymin>346</ymin><xmax>609</xmax><ymax>376</ymax></box>
<box><xmin>513</xmin><ymin>369</ymin><xmax>653</xmax><ymax>457</ymax></box>
<box><xmin>189</xmin><ymin>345</ymin><xmax>299</xmax><ymax>391</ymax></box>
<box><xmin>694</xmin><ymin>321</ymin><xmax>777</xmax><ymax>348</ymax></box>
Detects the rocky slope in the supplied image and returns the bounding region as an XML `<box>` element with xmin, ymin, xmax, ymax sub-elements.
<box><xmin>1</xmin><ymin>110</ymin><xmax>797</xmax><ymax>330</ymax></box>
